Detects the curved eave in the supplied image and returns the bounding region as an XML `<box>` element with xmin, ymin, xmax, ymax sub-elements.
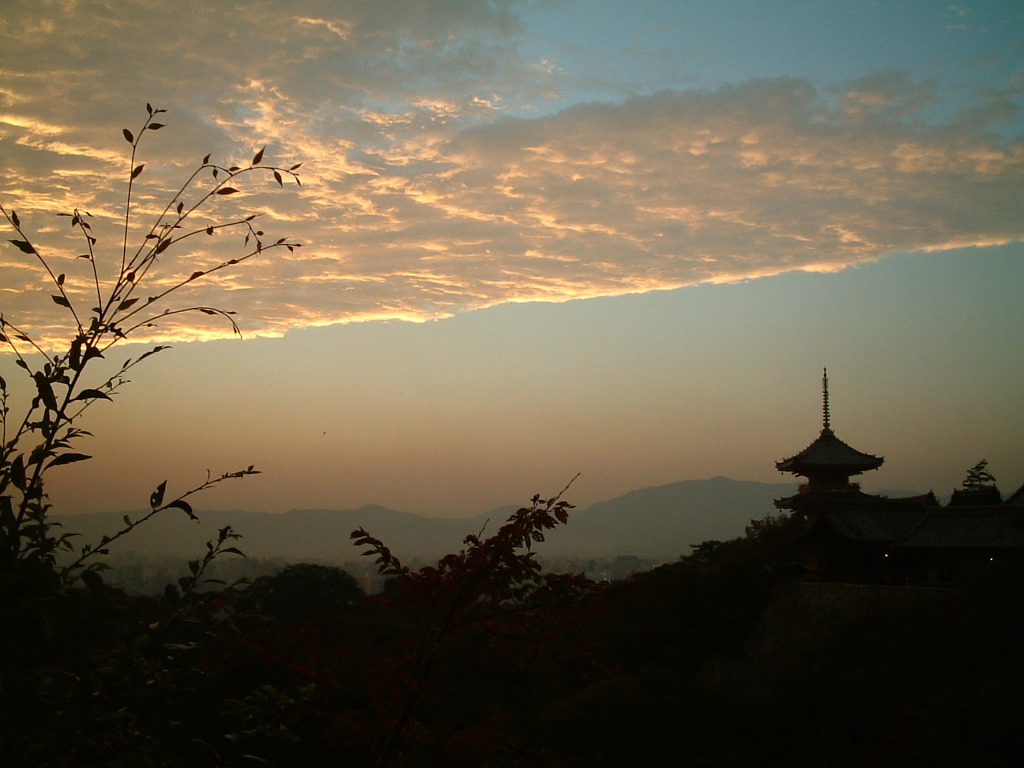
<box><xmin>775</xmin><ymin>428</ymin><xmax>883</xmax><ymax>474</ymax></box>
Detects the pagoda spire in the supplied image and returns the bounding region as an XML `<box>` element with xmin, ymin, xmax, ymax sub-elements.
<box><xmin>774</xmin><ymin>370</ymin><xmax>884</xmax><ymax>506</ymax></box>
<box><xmin>822</xmin><ymin>367</ymin><xmax>830</xmax><ymax>431</ymax></box>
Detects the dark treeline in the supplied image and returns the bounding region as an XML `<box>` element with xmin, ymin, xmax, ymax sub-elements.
<box><xmin>3</xmin><ymin>507</ymin><xmax>1023</xmax><ymax>767</ymax></box>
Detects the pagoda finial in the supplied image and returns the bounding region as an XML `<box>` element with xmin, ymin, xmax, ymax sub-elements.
<box><xmin>822</xmin><ymin>367</ymin><xmax>831</xmax><ymax>431</ymax></box>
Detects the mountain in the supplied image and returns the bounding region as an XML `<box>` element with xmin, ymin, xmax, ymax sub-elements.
<box><xmin>543</xmin><ymin>476</ymin><xmax>798</xmax><ymax>558</ymax></box>
<box><xmin>53</xmin><ymin>504</ymin><xmax>488</xmax><ymax>564</ymax></box>
<box><xmin>54</xmin><ymin>476</ymin><xmax>800</xmax><ymax>564</ymax></box>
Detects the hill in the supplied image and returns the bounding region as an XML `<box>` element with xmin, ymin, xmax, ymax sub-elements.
<box><xmin>55</xmin><ymin>476</ymin><xmax>801</xmax><ymax>563</ymax></box>
<box><xmin>543</xmin><ymin>475</ymin><xmax>798</xmax><ymax>557</ymax></box>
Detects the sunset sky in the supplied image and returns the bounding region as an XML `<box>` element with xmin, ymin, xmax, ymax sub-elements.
<box><xmin>2</xmin><ymin>0</ymin><xmax>1022</xmax><ymax>519</ymax></box>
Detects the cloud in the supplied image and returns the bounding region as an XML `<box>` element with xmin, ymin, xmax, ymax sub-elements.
<box><xmin>1</xmin><ymin>1</ymin><xmax>1022</xmax><ymax>349</ymax></box>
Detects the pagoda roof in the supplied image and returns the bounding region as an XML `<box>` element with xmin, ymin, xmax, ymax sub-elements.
<box><xmin>775</xmin><ymin>427</ymin><xmax>884</xmax><ymax>475</ymax></box>
<box><xmin>800</xmin><ymin>489</ymin><xmax>1024</xmax><ymax>550</ymax></box>
<box><xmin>812</xmin><ymin>504</ymin><xmax>1024</xmax><ymax>551</ymax></box>
<box><xmin>774</xmin><ymin>487</ymin><xmax>911</xmax><ymax>510</ymax></box>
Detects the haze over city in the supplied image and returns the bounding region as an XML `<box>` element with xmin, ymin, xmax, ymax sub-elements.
<box><xmin>2</xmin><ymin>0</ymin><xmax>1021</xmax><ymax>519</ymax></box>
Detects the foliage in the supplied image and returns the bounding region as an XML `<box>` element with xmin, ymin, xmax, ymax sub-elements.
<box><xmin>349</xmin><ymin>476</ymin><xmax>601</xmax><ymax>766</ymax></box>
<box><xmin>962</xmin><ymin>458</ymin><xmax>996</xmax><ymax>491</ymax></box>
<box><xmin>1</xmin><ymin>104</ymin><xmax>299</xmax><ymax>587</ymax></box>
<box><xmin>239</xmin><ymin>563</ymin><xmax>367</xmax><ymax>624</ymax></box>
<box><xmin>0</xmin><ymin>107</ymin><xmax>301</xmax><ymax>765</ymax></box>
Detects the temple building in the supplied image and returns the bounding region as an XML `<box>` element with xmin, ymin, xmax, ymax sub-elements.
<box><xmin>775</xmin><ymin>370</ymin><xmax>1024</xmax><ymax>585</ymax></box>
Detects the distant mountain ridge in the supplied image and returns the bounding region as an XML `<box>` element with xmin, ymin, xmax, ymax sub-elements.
<box><xmin>543</xmin><ymin>475</ymin><xmax>800</xmax><ymax>557</ymax></box>
<box><xmin>55</xmin><ymin>476</ymin><xmax>812</xmax><ymax>562</ymax></box>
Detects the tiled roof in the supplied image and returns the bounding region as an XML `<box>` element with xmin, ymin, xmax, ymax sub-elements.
<box><xmin>818</xmin><ymin>503</ymin><xmax>1024</xmax><ymax>551</ymax></box>
<box><xmin>776</xmin><ymin>428</ymin><xmax>884</xmax><ymax>474</ymax></box>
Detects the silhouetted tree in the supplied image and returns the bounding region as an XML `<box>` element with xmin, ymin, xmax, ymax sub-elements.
<box><xmin>962</xmin><ymin>459</ymin><xmax>996</xmax><ymax>490</ymax></box>
<box><xmin>240</xmin><ymin>563</ymin><xmax>366</xmax><ymax>624</ymax></box>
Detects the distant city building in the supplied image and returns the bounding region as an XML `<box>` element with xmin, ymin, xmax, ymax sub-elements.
<box><xmin>775</xmin><ymin>370</ymin><xmax>1024</xmax><ymax>585</ymax></box>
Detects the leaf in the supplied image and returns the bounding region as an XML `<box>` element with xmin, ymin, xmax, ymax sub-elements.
<box><xmin>220</xmin><ymin>547</ymin><xmax>246</xmax><ymax>557</ymax></box>
<box><xmin>10</xmin><ymin>209</ymin><xmax>20</xmax><ymax>227</ymax></box>
<box><xmin>202</xmin><ymin>153</ymin><xmax>211</xmax><ymax>165</ymax></box>
<box><xmin>147</xmin><ymin>122</ymin><xmax>165</xmax><ymax>130</ymax></box>
<box><xmin>123</xmin><ymin>514</ymin><xmax>132</xmax><ymax>526</ymax></box>
<box><xmin>117</xmin><ymin>297</ymin><xmax>139</xmax><ymax>311</ymax></box>
<box><xmin>34</xmin><ymin>372</ymin><xmax>59</xmax><ymax>411</ymax></box>
<box><xmin>74</xmin><ymin>389</ymin><xmax>113</xmax><ymax>401</ymax></box>
<box><xmin>189</xmin><ymin>271</ymin><xmax>204</xmax><ymax>280</ymax></box>
<box><xmin>136</xmin><ymin>344</ymin><xmax>170</xmax><ymax>363</ymax></box>
<box><xmin>176</xmin><ymin>201</ymin><xmax>184</xmax><ymax>215</ymax></box>
<box><xmin>9</xmin><ymin>239</ymin><xmax>35</xmax><ymax>254</ymax></box>
<box><xmin>205</xmin><ymin>226</ymin><xmax>214</xmax><ymax>235</ymax></box>
<box><xmin>10</xmin><ymin>455</ymin><xmax>26</xmax><ymax>491</ymax></box>
<box><xmin>57</xmin><ymin>273</ymin><xmax>65</xmax><ymax>286</ymax></box>
<box><xmin>122</xmin><ymin>128</ymin><xmax>134</xmax><ymax>144</ymax></box>
<box><xmin>131</xmin><ymin>163</ymin><xmax>145</xmax><ymax>179</ymax></box>
<box><xmin>290</xmin><ymin>163</ymin><xmax>302</xmax><ymax>171</ymax></box>
<box><xmin>150</xmin><ymin>480</ymin><xmax>167</xmax><ymax>509</ymax></box>
<box><xmin>252</xmin><ymin>146</ymin><xmax>265</xmax><ymax>165</ymax></box>
<box><xmin>154</xmin><ymin>238</ymin><xmax>172</xmax><ymax>255</ymax></box>
<box><xmin>166</xmin><ymin>499</ymin><xmax>196</xmax><ymax>520</ymax></box>
<box><xmin>47</xmin><ymin>453</ymin><xmax>92</xmax><ymax>469</ymax></box>
<box><xmin>273</xmin><ymin>170</ymin><xmax>283</xmax><ymax>187</ymax></box>
<box><xmin>216</xmin><ymin>187</ymin><xmax>239</xmax><ymax>195</ymax></box>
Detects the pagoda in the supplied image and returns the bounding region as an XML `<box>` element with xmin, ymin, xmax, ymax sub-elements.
<box><xmin>772</xmin><ymin>371</ymin><xmax>1024</xmax><ymax>584</ymax></box>
<box><xmin>775</xmin><ymin>369</ymin><xmax>883</xmax><ymax>512</ymax></box>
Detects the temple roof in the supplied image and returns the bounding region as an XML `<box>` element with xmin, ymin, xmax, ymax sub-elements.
<box><xmin>813</xmin><ymin>504</ymin><xmax>1024</xmax><ymax>551</ymax></box>
<box><xmin>775</xmin><ymin>427</ymin><xmax>884</xmax><ymax>476</ymax></box>
<box><xmin>776</xmin><ymin>369</ymin><xmax>883</xmax><ymax>478</ymax></box>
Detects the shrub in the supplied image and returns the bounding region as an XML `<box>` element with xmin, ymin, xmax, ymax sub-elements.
<box><xmin>0</xmin><ymin>106</ymin><xmax>301</xmax><ymax>766</ymax></box>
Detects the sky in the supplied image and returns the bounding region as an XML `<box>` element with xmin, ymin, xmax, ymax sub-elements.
<box><xmin>1</xmin><ymin>0</ymin><xmax>1022</xmax><ymax>521</ymax></box>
